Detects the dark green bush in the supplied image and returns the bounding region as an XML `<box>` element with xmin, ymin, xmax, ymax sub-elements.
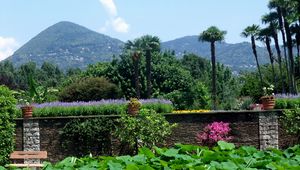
<box><xmin>275</xmin><ymin>98</ymin><xmax>300</xmax><ymax>109</ymax></box>
<box><xmin>275</xmin><ymin>98</ymin><xmax>288</xmax><ymax>109</ymax></box>
<box><xmin>0</xmin><ymin>85</ymin><xmax>17</xmax><ymax>165</ymax></box>
<box><xmin>281</xmin><ymin>109</ymin><xmax>300</xmax><ymax>141</ymax></box>
<box><xmin>61</xmin><ymin>117</ymin><xmax>115</xmax><ymax>157</ymax></box>
<box><xmin>59</xmin><ymin>77</ymin><xmax>122</xmax><ymax>102</ymax></box>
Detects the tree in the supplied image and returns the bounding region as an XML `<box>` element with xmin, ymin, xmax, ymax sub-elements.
<box><xmin>262</xmin><ymin>12</ymin><xmax>286</xmax><ymax>93</ymax></box>
<box><xmin>268</xmin><ymin>0</ymin><xmax>298</xmax><ymax>94</ymax></box>
<box><xmin>241</xmin><ymin>24</ymin><xmax>263</xmax><ymax>89</ymax></box>
<box><xmin>124</xmin><ymin>40</ymin><xmax>143</xmax><ymax>98</ymax></box>
<box><xmin>199</xmin><ymin>26</ymin><xmax>226</xmax><ymax>110</ymax></box>
<box><xmin>258</xmin><ymin>27</ymin><xmax>277</xmax><ymax>93</ymax></box>
<box><xmin>139</xmin><ymin>35</ymin><xmax>160</xmax><ymax>99</ymax></box>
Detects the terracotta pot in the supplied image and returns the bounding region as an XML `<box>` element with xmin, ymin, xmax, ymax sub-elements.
<box><xmin>21</xmin><ymin>105</ymin><xmax>33</xmax><ymax>118</ymax></box>
<box><xmin>260</xmin><ymin>96</ymin><xmax>275</xmax><ymax>110</ymax></box>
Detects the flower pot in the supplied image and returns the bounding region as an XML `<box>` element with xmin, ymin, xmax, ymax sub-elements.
<box><xmin>21</xmin><ymin>105</ymin><xmax>33</xmax><ymax>118</ymax></box>
<box><xmin>260</xmin><ymin>96</ymin><xmax>275</xmax><ymax>110</ymax></box>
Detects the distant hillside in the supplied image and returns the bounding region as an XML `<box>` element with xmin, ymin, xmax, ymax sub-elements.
<box><xmin>161</xmin><ymin>36</ymin><xmax>270</xmax><ymax>71</ymax></box>
<box><xmin>6</xmin><ymin>22</ymin><xmax>272</xmax><ymax>72</ymax></box>
<box><xmin>7</xmin><ymin>21</ymin><xmax>124</xmax><ymax>70</ymax></box>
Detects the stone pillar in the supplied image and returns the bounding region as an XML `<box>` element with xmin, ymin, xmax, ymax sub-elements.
<box><xmin>23</xmin><ymin>119</ymin><xmax>40</xmax><ymax>164</ymax></box>
<box><xmin>259</xmin><ymin>112</ymin><xmax>279</xmax><ymax>150</ymax></box>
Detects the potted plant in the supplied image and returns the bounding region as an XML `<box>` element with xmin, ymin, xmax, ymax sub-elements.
<box><xmin>260</xmin><ymin>84</ymin><xmax>275</xmax><ymax>110</ymax></box>
<box><xmin>19</xmin><ymin>92</ymin><xmax>35</xmax><ymax>118</ymax></box>
<box><xmin>18</xmin><ymin>75</ymin><xmax>39</xmax><ymax>118</ymax></box>
<box><xmin>127</xmin><ymin>98</ymin><xmax>141</xmax><ymax>116</ymax></box>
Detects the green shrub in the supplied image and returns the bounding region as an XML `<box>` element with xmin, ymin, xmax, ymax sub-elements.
<box><xmin>275</xmin><ymin>98</ymin><xmax>300</xmax><ymax>109</ymax></box>
<box><xmin>275</xmin><ymin>98</ymin><xmax>288</xmax><ymax>109</ymax></box>
<box><xmin>0</xmin><ymin>85</ymin><xmax>17</xmax><ymax>165</ymax></box>
<box><xmin>61</xmin><ymin>117</ymin><xmax>115</xmax><ymax>157</ymax></box>
<box><xmin>115</xmin><ymin>109</ymin><xmax>176</xmax><ymax>154</ymax></box>
<box><xmin>281</xmin><ymin>109</ymin><xmax>300</xmax><ymax>140</ymax></box>
<box><xmin>142</xmin><ymin>103</ymin><xmax>173</xmax><ymax>113</ymax></box>
<box><xmin>59</xmin><ymin>77</ymin><xmax>122</xmax><ymax>102</ymax></box>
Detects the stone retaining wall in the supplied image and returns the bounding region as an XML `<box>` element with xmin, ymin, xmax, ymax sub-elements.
<box><xmin>14</xmin><ymin>110</ymin><xmax>298</xmax><ymax>163</ymax></box>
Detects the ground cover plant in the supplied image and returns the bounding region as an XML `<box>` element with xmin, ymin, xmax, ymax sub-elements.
<box><xmin>15</xmin><ymin>99</ymin><xmax>173</xmax><ymax>117</ymax></box>
<box><xmin>4</xmin><ymin>141</ymin><xmax>299</xmax><ymax>169</ymax></box>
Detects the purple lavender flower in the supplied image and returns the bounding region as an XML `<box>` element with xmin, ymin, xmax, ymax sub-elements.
<box><xmin>275</xmin><ymin>93</ymin><xmax>300</xmax><ymax>99</ymax></box>
<box><xmin>30</xmin><ymin>98</ymin><xmax>172</xmax><ymax>108</ymax></box>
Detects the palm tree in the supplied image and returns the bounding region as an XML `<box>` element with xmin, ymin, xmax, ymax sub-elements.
<box><xmin>124</xmin><ymin>36</ymin><xmax>160</xmax><ymax>99</ymax></box>
<box><xmin>262</xmin><ymin>12</ymin><xmax>285</xmax><ymax>93</ymax></box>
<box><xmin>241</xmin><ymin>24</ymin><xmax>263</xmax><ymax>89</ymax></box>
<box><xmin>199</xmin><ymin>26</ymin><xmax>226</xmax><ymax>110</ymax></box>
<box><xmin>269</xmin><ymin>0</ymin><xmax>297</xmax><ymax>94</ymax></box>
<box><xmin>124</xmin><ymin>40</ymin><xmax>142</xmax><ymax>98</ymax></box>
<box><xmin>258</xmin><ymin>27</ymin><xmax>277</xmax><ymax>92</ymax></box>
<box><xmin>138</xmin><ymin>35</ymin><xmax>160</xmax><ymax>99</ymax></box>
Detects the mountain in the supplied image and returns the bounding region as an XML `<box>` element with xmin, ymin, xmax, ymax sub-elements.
<box><xmin>161</xmin><ymin>36</ymin><xmax>270</xmax><ymax>72</ymax></box>
<box><xmin>7</xmin><ymin>21</ymin><xmax>124</xmax><ymax>69</ymax></box>
<box><xmin>7</xmin><ymin>21</ymin><xmax>271</xmax><ymax>72</ymax></box>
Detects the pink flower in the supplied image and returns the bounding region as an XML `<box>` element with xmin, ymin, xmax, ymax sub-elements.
<box><xmin>195</xmin><ymin>121</ymin><xmax>232</xmax><ymax>146</ymax></box>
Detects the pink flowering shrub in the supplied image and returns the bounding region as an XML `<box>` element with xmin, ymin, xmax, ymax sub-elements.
<box><xmin>196</xmin><ymin>121</ymin><xmax>232</xmax><ymax>146</ymax></box>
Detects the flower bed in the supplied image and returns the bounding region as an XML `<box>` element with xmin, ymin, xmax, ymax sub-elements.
<box><xmin>172</xmin><ymin>109</ymin><xmax>210</xmax><ymax>114</ymax></box>
<box><xmin>16</xmin><ymin>99</ymin><xmax>173</xmax><ymax>117</ymax></box>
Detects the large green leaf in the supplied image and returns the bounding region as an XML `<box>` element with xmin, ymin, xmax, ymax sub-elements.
<box><xmin>217</xmin><ymin>141</ymin><xmax>235</xmax><ymax>150</ymax></box>
<box><xmin>163</xmin><ymin>148</ymin><xmax>179</xmax><ymax>157</ymax></box>
<box><xmin>139</xmin><ymin>147</ymin><xmax>155</xmax><ymax>158</ymax></box>
<box><xmin>108</xmin><ymin>160</ymin><xmax>123</xmax><ymax>170</ymax></box>
<box><xmin>125</xmin><ymin>164</ymin><xmax>139</xmax><ymax>170</ymax></box>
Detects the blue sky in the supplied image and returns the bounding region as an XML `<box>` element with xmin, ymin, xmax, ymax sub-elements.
<box><xmin>0</xmin><ymin>0</ymin><xmax>269</xmax><ymax>60</ymax></box>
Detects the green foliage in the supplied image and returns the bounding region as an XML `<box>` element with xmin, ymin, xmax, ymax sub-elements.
<box><xmin>16</xmin><ymin>74</ymin><xmax>58</xmax><ymax>105</ymax></box>
<box><xmin>61</xmin><ymin>117</ymin><xmax>115</xmax><ymax>157</ymax></box>
<box><xmin>281</xmin><ymin>109</ymin><xmax>300</xmax><ymax>138</ymax></box>
<box><xmin>59</xmin><ymin>77</ymin><xmax>122</xmax><ymax>102</ymax></box>
<box><xmin>141</xmin><ymin>103</ymin><xmax>173</xmax><ymax>113</ymax></box>
<box><xmin>115</xmin><ymin>109</ymin><xmax>176</xmax><ymax>151</ymax></box>
<box><xmin>275</xmin><ymin>98</ymin><xmax>300</xmax><ymax>109</ymax></box>
<box><xmin>21</xmin><ymin>142</ymin><xmax>300</xmax><ymax>169</ymax></box>
<box><xmin>216</xmin><ymin>64</ymin><xmax>241</xmax><ymax>110</ymax></box>
<box><xmin>199</xmin><ymin>26</ymin><xmax>227</xmax><ymax>43</ymax></box>
<box><xmin>238</xmin><ymin>97</ymin><xmax>255</xmax><ymax>110</ymax></box>
<box><xmin>0</xmin><ymin>85</ymin><xmax>17</xmax><ymax>165</ymax></box>
<box><xmin>240</xmin><ymin>71</ymin><xmax>264</xmax><ymax>102</ymax></box>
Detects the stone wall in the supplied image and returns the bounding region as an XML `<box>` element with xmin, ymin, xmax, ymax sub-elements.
<box><xmin>14</xmin><ymin>110</ymin><xmax>298</xmax><ymax>163</ymax></box>
<box><xmin>258</xmin><ymin>112</ymin><xmax>279</xmax><ymax>150</ymax></box>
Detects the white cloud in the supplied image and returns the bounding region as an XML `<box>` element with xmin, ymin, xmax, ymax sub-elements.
<box><xmin>0</xmin><ymin>37</ymin><xmax>19</xmax><ymax>61</ymax></box>
<box><xmin>112</xmin><ymin>17</ymin><xmax>129</xmax><ymax>33</ymax></box>
<box><xmin>99</xmin><ymin>0</ymin><xmax>117</xmax><ymax>17</ymax></box>
<box><xmin>99</xmin><ymin>0</ymin><xmax>130</xmax><ymax>33</ymax></box>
